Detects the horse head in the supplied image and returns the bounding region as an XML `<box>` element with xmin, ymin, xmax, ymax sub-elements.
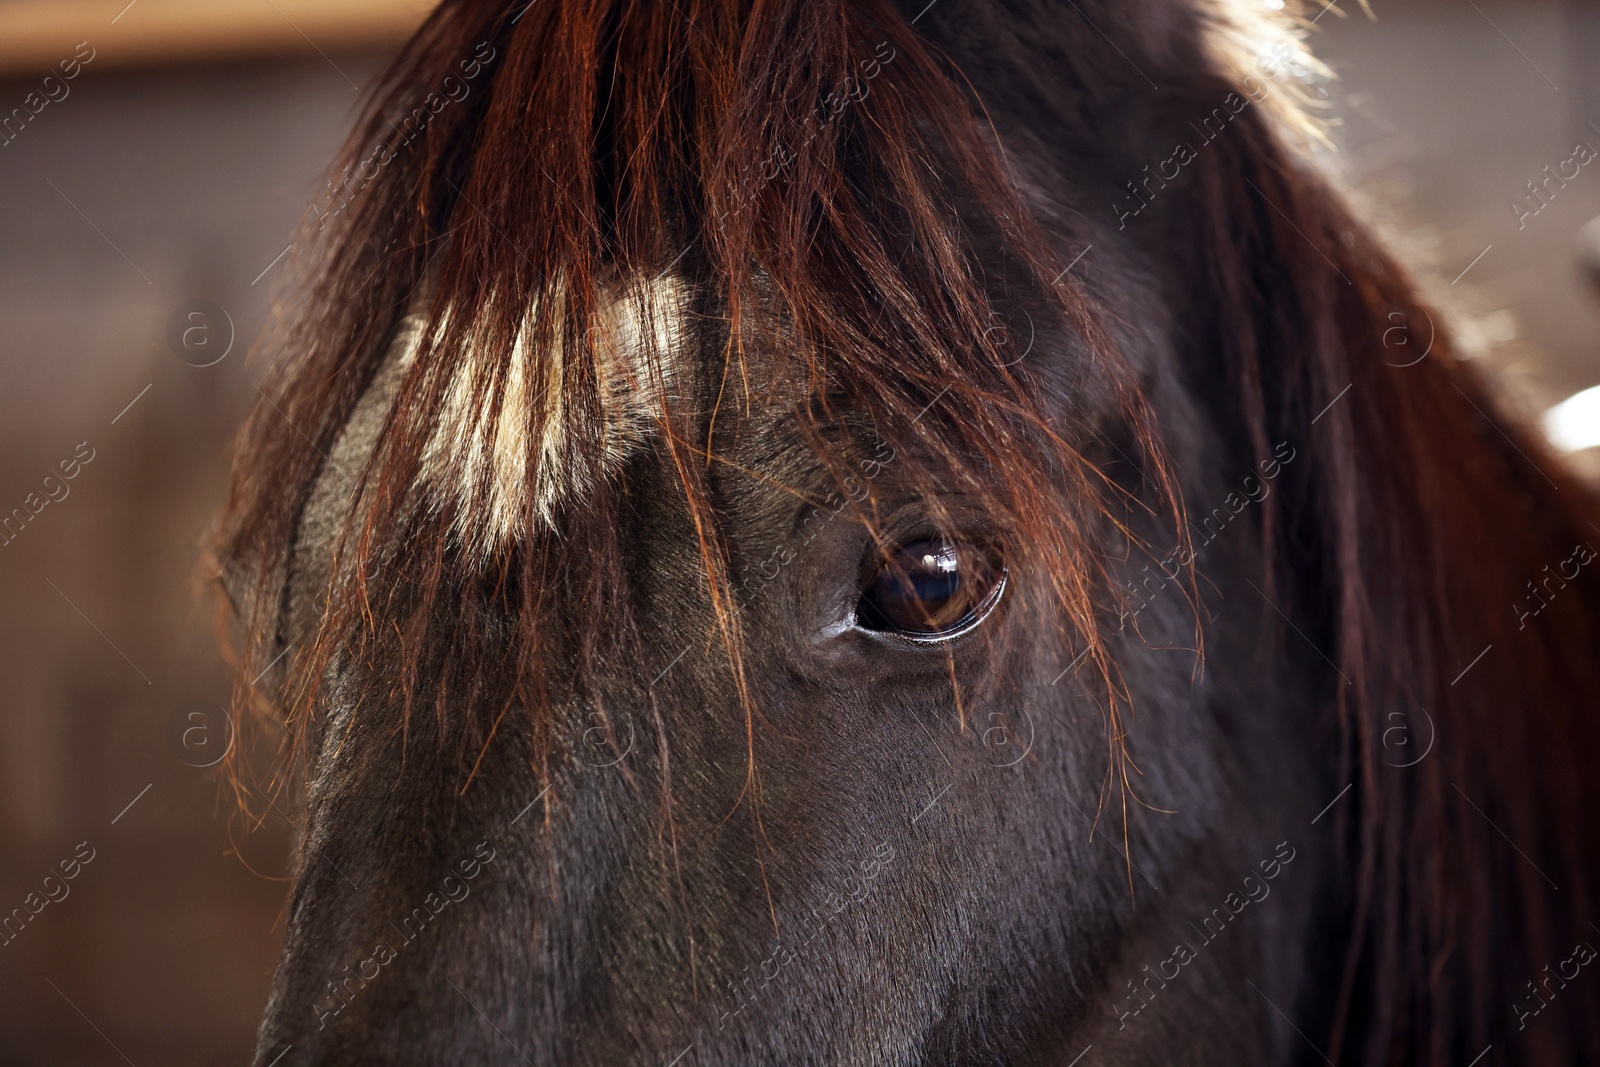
<box><xmin>210</xmin><ymin>1</ymin><xmax>1600</xmax><ymax>1062</ymax></box>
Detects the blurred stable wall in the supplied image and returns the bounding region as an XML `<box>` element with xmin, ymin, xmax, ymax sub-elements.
<box><xmin>0</xmin><ymin>0</ymin><xmax>1598</xmax><ymax>1065</ymax></box>
<box><xmin>0</xmin><ymin>5</ymin><xmax>406</xmax><ymax>1060</ymax></box>
<box><xmin>1321</xmin><ymin>0</ymin><xmax>1600</xmax><ymax>401</ymax></box>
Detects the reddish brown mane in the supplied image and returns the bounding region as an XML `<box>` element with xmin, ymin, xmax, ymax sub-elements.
<box><xmin>1191</xmin><ymin>94</ymin><xmax>1600</xmax><ymax>1061</ymax></box>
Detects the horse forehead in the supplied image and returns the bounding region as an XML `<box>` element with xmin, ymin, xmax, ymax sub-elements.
<box><xmin>385</xmin><ymin>275</ymin><xmax>692</xmax><ymax>560</ymax></box>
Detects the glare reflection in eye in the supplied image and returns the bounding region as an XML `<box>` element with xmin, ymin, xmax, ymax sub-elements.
<box><xmin>856</xmin><ymin>539</ymin><xmax>1006</xmax><ymax>641</ymax></box>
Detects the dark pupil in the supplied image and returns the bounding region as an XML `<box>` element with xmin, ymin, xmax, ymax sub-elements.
<box><xmin>859</xmin><ymin>539</ymin><xmax>989</xmax><ymax>635</ymax></box>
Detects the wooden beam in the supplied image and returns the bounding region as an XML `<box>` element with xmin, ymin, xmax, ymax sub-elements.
<box><xmin>0</xmin><ymin>0</ymin><xmax>430</xmax><ymax>77</ymax></box>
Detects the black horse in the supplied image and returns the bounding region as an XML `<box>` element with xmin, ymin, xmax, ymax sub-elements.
<box><xmin>210</xmin><ymin>1</ymin><xmax>1600</xmax><ymax>1063</ymax></box>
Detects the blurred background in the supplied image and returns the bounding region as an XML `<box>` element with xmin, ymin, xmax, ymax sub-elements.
<box><xmin>0</xmin><ymin>0</ymin><xmax>1597</xmax><ymax>1063</ymax></box>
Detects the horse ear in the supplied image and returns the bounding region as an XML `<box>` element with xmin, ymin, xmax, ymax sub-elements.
<box><xmin>1186</xmin><ymin>90</ymin><xmax>1600</xmax><ymax>1065</ymax></box>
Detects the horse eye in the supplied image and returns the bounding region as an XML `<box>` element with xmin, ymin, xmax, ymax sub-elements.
<box><xmin>856</xmin><ymin>539</ymin><xmax>1006</xmax><ymax>640</ymax></box>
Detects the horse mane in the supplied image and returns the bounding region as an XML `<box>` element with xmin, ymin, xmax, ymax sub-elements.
<box><xmin>205</xmin><ymin>0</ymin><xmax>1600</xmax><ymax>1062</ymax></box>
<box><xmin>1185</xmin><ymin>14</ymin><xmax>1600</xmax><ymax>1060</ymax></box>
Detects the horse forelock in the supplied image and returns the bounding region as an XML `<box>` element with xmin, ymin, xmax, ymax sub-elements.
<box><xmin>215</xmin><ymin>0</ymin><xmax>1171</xmax><ymax>889</ymax></box>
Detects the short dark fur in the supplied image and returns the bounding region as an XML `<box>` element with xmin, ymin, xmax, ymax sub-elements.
<box><xmin>210</xmin><ymin>1</ymin><xmax>1600</xmax><ymax>1063</ymax></box>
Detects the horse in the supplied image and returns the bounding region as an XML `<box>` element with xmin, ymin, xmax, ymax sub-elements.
<box><xmin>207</xmin><ymin>0</ymin><xmax>1600</xmax><ymax>1063</ymax></box>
